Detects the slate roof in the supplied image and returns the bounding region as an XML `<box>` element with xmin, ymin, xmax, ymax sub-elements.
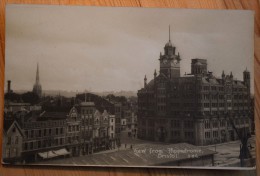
<box><xmin>233</xmin><ymin>80</ymin><xmax>246</xmax><ymax>87</ymax></box>
<box><xmin>37</xmin><ymin>111</ymin><xmax>68</xmax><ymax>121</ymax></box>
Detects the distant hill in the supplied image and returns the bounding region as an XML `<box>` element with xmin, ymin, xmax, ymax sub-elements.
<box><xmin>95</xmin><ymin>91</ymin><xmax>137</xmax><ymax>98</ymax></box>
<box><xmin>11</xmin><ymin>90</ymin><xmax>137</xmax><ymax>98</ymax></box>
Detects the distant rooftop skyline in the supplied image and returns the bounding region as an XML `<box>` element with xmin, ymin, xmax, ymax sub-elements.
<box><xmin>5</xmin><ymin>5</ymin><xmax>254</xmax><ymax>93</ymax></box>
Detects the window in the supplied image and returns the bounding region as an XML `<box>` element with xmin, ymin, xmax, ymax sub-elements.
<box><xmin>220</xmin><ymin>120</ymin><xmax>225</xmax><ymax>127</ymax></box>
<box><xmin>246</xmin><ymin>119</ymin><xmax>249</xmax><ymax>124</ymax></box>
<box><xmin>184</xmin><ymin>121</ymin><xmax>193</xmax><ymax>128</ymax></box>
<box><xmin>203</xmin><ymin>86</ymin><xmax>210</xmax><ymax>91</ymax></box>
<box><xmin>184</xmin><ymin>131</ymin><xmax>194</xmax><ymax>139</ymax></box>
<box><xmin>211</xmin><ymin>86</ymin><xmax>216</xmax><ymax>91</ymax></box>
<box><xmin>23</xmin><ymin>143</ymin><xmax>27</xmax><ymax>150</ymax></box>
<box><xmin>15</xmin><ymin>136</ymin><xmax>18</xmax><ymax>144</ymax></box>
<box><xmin>38</xmin><ymin>141</ymin><xmax>41</xmax><ymax>148</ymax></box>
<box><xmin>7</xmin><ymin>137</ymin><xmax>11</xmax><ymax>145</ymax></box>
<box><xmin>13</xmin><ymin>148</ymin><xmax>17</xmax><ymax>157</ymax></box>
<box><xmin>204</xmin><ymin>111</ymin><xmax>210</xmax><ymax>115</ymax></box>
<box><xmin>30</xmin><ymin>130</ymin><xmax>34</xmax><ymax>138</ymax></box>
<box><xmin>6</xmin><ymin>149</ymin><xmax>10</xmax><ymax>158</ymax></box>
<box><xmin>30</xmin><ymin>142</ymin><xmax>33</xmax><ymax>150</ymax></box>
<box><xmin>205</xmin><ymin>121</ymin><xmax>210</xmax><ymax>129</ymax></box>
<box><xmin>38</xmin><ymin>130</ymin><xmax>41</xmax><ymax>137</ymax></box>
<box><xmin>171</xmin><ymin>120</ymin><xmax>180</xmax><ymax>128</ymax></box>
<box><xmin>55</xmin><ymin>139</ymin><xmax>59</xmax><ymax>145</ymax></box>
<box><xmin>12</xmin><ymin>127</ymin><xmax>16</xmax><ymax>133</ymax></box>
<box><xmin>205</xmin><ymin>132</ymin><xmax>211</xmax><ymax>139</ymax></box>
<box><xmin>176</xmin><ymin>131</ymin><xmax>181</xmax><ymax>137</ymax></box>
<box><xmin>212</xmin><ymin>120</ymin><xmax>218</xmax><ymax>128</ymax></box>
<box><xmin>213</xmin><ymin>131</ymin><xmax>218</xmax><ymax>138</ymax></box>
<box><xmin>204</xmin><ymin>103</ymin><xmax>210</xmax><ymax>107</ymax></box>
<box><xmin>25</xmin><ymin>131</ymin><xmax>28</xmax><ymax>138</ymax></box>
<box><xmin>44</xmin><ymin>129</ymin><xmax>47</xmax><ymax>136</ymax></box>
<box><xmin>43</xmin><ymin>140</ymin><xmax>46</xmax><ymax>148</ymax></box>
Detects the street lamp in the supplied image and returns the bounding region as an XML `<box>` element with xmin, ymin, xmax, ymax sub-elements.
<box><xmin>214</xmin><ymin>138</ymin><xmax>218</xmax><ymax>152</ymax></box>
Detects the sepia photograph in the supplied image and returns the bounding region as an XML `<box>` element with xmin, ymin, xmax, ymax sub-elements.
<box><xmin>3</xmin><ymin>4</ymin><xmax>255</xmax><ymax>169</ymax></box>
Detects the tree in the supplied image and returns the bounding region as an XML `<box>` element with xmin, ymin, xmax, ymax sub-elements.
<box><xmin>106</xmin><ymin>94</ymin><xmax>116</xmax><ymax>101</ymax></box>
<box><xmin>4</xmin><ymin>92</ymin><xmax>21</xmax><ymax>102</ymax></box>
<box><xmin>21</xmin><ymin>92</ymin><xmax>40</xmax><ymax>104</ymax></box>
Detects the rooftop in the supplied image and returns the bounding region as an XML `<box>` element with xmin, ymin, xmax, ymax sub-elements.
<box><xmin>80</xmin><ymin>102</ymin><xmax>95</xmax><ymax>106</ymax></box>
<box><xmin>36</xmin><ymin>142</ymin><xmax>216</xmax><ymax>167</ymax></box>
<box><xmin>38</xmin><ymin>111</ymin><xmax>68</xmax><ymax>121</ymax></box>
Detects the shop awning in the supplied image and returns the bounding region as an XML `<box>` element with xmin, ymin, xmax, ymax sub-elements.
<box><xmin>38</xmin><ymin>151</ymin><xmax>58</xmax><ymax>159</ymax></box>
<box><xmin>53</xmin><ymin>148</ymin><xmax>70</xmax><ymax>156</ymax></box>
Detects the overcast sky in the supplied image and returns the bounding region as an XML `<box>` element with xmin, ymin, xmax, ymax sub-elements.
<box><xmin>5</xmin><ymin>5</ymin><xmax>254</xmax><ymax>93</ymax></box>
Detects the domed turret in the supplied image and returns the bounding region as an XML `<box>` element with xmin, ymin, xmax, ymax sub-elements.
<box><xmin>159</xmin><ymin>25</ymin><xmax>181</xmax><ymax>78</ymax></box>
<box><xmin>164</xmin><ymin>26</ymin><xmax>175</xmax><ymax>56</ymax></box>
<box><xmin>165</xmin><ymin>40</ymin><xmax>172</xmax><ymax>47</ymax></box>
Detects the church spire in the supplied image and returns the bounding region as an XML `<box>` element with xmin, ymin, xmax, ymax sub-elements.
<box><xmin>169</xmin><ymin>25</ymin><xmax>171</xmax><ymax>42</ymax></box>
<box><xmin>36</xmin><ymin>63</ymin><xmax>40</xmax><ymax>84</ymax></box>
<box><xmin>144</xmin><ymin>75</ymin><xmax>147</xmax><ymax>88</ymax></box>
<box><xmin>33</xmin><ymin>63</ymin><xmax>42</xmax><ymax>97</ymax></box>
<box><xmin>164</xmin><ymin>25</ymin><xmax>173</xmax><ymax>48</ymax></box>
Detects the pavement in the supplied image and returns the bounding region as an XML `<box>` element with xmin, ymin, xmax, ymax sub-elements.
<box><xmin>203</xmin><ymin>136</ymin><xmax>256</xmax><ymax>167</ymax></box>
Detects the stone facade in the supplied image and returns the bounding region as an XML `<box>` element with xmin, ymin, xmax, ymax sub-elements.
<box><xmin>3</xmin><ymin>121</ymin><xmax>24</xmax><ymax>163</ymax></box>
<box><xmin>3</xmin><ymin>95</ymin><xmax>121</xmax><ymax>163</ymax></box>
<box><xmin>137</xmin><ymin>35</ymin><xmax>252</xmax><ymax>146</ymax></box>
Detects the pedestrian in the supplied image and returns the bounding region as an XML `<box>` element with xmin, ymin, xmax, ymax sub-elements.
<box><xmin>125</xmin><ymin>144</ymin><xmax>127</xmax><ymax>148</ymax></box>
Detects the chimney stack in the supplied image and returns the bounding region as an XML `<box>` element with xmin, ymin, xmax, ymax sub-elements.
<box><xmin>7</xmin><ymin>80</ymin><xmax>11</xmax><ymax>93</ymax></box>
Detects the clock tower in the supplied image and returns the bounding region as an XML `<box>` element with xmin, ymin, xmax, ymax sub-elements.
<box><xmin>159</xmin><ymin>26</ymin><xmax>181</xmax><ymax>78</ymax></box>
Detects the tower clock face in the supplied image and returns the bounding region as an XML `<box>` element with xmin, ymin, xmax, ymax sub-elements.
<box><xmin>162</xmin><ymin>59</ymin><xmax>168</xmax><ymax>64</ymax></box>
<box><xmin>173</xmin><ymin>59</ymin><xmax>178</xmax><ymax>65</ymax></box>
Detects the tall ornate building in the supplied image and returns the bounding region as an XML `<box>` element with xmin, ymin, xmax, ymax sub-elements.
<box><xmin>137</xmin><ymin>29</ymin><xmax>252</xmax><ymax>146</ymax></box>
<box><xmin>32</xmin><ymin>63</ymin><xmax>42</xmax><ymax>97</ymax></box>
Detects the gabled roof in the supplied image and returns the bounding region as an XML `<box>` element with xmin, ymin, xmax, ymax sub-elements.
<box><xmin>3</xmin><ymin>118</ymin><xmax>14</xmax><ymax>132</ymax></box>
<box><xmin>202</xmin><ymin>77</ymin><xmax>210</xmax><ymax>84</ymax></box>
<box><xmin>233</xmin><ymin>80</ymin><xmax>246</xmax><ymax>87</ymax></box>
<box><xmin>146</xmin><ymin>79</ymin><xmax>154</xmax><ymax>89</ymax></box>
<box><xmin>208</xmin><ymin>78</ymin><xmax>219</xmax><ymax>85</ymax></box>
<box><xmin>5</xmin><ymin>120</ymin><xmax>24</xmax><ymax>137</ymax></box>
<box><xmin>144</xmin><ymin>73</ymin><xmax>169</xmax><ymax>90</ymax></box>
<box><xmin>103</xmin><ymin>110</ymin><xmax>109</xmax><ymax>116</ymax></box>
<box><xmin>68</xmin><ymin>106</ymin><xmax>78</xmax><ymax>116</ymax></box>
<box><xmin>157</xmin><ymin>73</ymin><xmax>169</xmax><ymax>80</ymax></box>
<box><xmin>94</xmin><ymin>110</ymin><xmax>101</xmax><ymax>117</ymax></box>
